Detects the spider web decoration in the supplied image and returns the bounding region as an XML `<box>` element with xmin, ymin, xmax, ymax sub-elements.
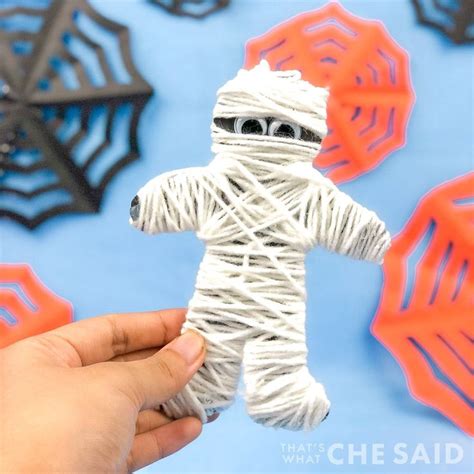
<box><xmin>372</xmin><ymin>173</ymin><xmax>474</xmax><ymax>436</ymax></box>
<box><xmin>245</xmin><ymin>2</ymin><xmax>415</xmax><ymax>184</ymax></box>
<box><xmin>0</xmin><ymin>264</ymin><xmax>73</xmax><ymax>348</ymax></box>
<box><xmin>149</xmin><ymin>0</ymin><xmax>230</xmax><ymax>19</ymax></box>
<box><xmin>0</xmin><ymin>0</ymin><xmax>153</xmax><ymax>229</ymax></box>
<box><xmin>411</xmin><ymin>0</ymin><xmax>474</xmax><ymax>44</ymax></box>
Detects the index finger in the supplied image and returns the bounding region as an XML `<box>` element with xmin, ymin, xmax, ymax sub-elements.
<box><xmin>36</xmin><ymin>309</ymin><xmax>186</xmax><ymax>367</ymax></box>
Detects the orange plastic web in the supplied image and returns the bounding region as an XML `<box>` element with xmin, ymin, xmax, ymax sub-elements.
<box><xmin>372</xmin><ymin>173</ymin><xmax>474</xmax><ymax>436</ymax></box>
<box><xmin>244</xmin><ymin>1</ymin><xmax>415</xmax><ymax>183</ymax></box>
<box><xmin>0</xmin><ymin>264</ymin><xmax>73</xmax><ymax>348</ymax></box>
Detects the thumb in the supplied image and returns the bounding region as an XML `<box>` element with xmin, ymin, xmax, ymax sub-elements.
<box><xmin>116</xmin><ymin>330</ymin><xmax>206</xmax><ymax>409</ymax></box>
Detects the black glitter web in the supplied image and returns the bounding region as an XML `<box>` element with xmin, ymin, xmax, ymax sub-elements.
<box><xmin>0</xmin><ymin>0</ymin><xmax>153</xmax><ymax>229</ymax></box>
<box><xmin>149</xmin><ymin>0</ymin><xmax>230</xmax><ymax>19</ymax></box>
<box><xmin>411</xmin><ymin>0</ymin><xmax>474</xmax><ymax>44</ymax></box>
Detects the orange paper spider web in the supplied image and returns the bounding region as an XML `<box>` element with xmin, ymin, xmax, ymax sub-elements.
<box><xmin>0</xmin><ymin>264</ymin><xmax>73</xmax><ymax>348</ymax></box>
<box><xmin>245</xmin><ymin>1</ymin><xmax>415</xmax><ymax>183</ymax></box>
<box><xmin>372</xmin><ymin>173</ymin><xmax>474</xmax><ymax>436</ymax></box>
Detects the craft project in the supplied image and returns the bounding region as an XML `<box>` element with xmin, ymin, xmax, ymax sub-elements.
<box><xmin>245</xmin><ymin>2</ymin><xmax>414</xmax><ymax>183</ymax></box>
<box><xmin>372</xmin><ymin>173</ymin><xmax>473</xmax><ymax>436</ymax></box>
<box><xmin>149</xmin><ymin>0</ymin><xmax>230</xmax><ymax>19</ymax></box>
<box><xmin>0</xmin><ymin>0</ymin><xmax>152</xmax><ymax>229</ymax></box>
<box><xmin>0</xmin><ymin>264</ymin><xmax>73</xmax><ymax>348</ymax></box>
<box><xmin>130</xmin><ymin>61</ymin><xmax>391</xmax><ymax>430</ymax></box>
<box><xmin>411</xmin><ymin>0</ymin><xmax>474</xmax><ymax>44</ymax></box>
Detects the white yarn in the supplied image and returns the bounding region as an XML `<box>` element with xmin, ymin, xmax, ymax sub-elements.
<box><xmin>131</xmin><ymin>61</ymin><xmax>391</xmax><ymax>431</ymax></box>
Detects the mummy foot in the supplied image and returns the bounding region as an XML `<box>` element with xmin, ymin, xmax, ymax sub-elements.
<box><xmin>245</xmin><ymin>366</ymin><xmax>330</xmax><ymax>430</ymax></box>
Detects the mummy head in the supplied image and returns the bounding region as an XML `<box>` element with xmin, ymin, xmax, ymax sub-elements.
<box><xmin>211</xmin><ymin>61</ymin><xmax>329</xmax><ymax>155</ymax></box>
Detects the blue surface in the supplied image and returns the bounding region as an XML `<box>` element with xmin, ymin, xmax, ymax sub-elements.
<box><xmin>1</xmin><ymin>0</ymin><xmax>473</xmax><ymax>472</ymax></box>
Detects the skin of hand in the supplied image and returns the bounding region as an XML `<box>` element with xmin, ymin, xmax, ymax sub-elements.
<box><xmin>0</xmin><ymin>309</ymin><xmax>207</xmax><ymax>473</ymax></box>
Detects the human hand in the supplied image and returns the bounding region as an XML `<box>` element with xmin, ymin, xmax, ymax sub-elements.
<box><xmin>0</xmin><ymin>309</ymin><xmax>206</xmax><ymax>473</ymax></box>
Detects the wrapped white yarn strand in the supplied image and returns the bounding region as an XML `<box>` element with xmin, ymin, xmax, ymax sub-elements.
<box><xmin>131</xmin><ymin>61</ymin><xmax>391</xmax><ymax>431</ymax></box>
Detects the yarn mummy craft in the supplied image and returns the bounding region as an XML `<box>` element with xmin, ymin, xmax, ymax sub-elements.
<box><xmin>130</xmin><ymin>61</ymin><xmax>391</xmax><ymax>431</ymax></box>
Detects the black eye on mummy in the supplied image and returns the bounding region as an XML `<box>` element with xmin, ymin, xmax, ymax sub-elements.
<box><xmin>213</xmin><ymin>117</ymin><xmax>322</xmax><ymax>144</ymax></box>
<box><xmin>235</xmin><ymin>117</ymin><xmax>268</xmax><ymax>135</ymax></box>
<box><xmin>268</xmin><ymin>120</ymin><xmax>301</xmax><ymax>140</ymax></box>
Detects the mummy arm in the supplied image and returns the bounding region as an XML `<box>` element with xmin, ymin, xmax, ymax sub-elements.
<box><xmin>304</xmin><ymin>183</ymin><xmax>391</xmax><ymax>263</ymax></box>
<box><xmin>139</xmin><ymin>168</ymin><xmax>213</xmax><ymax>234</ymax></box>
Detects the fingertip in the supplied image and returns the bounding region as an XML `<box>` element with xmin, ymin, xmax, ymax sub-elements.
<box><xmin>180</xmin><ymin>416</ymin><xmax>203</xmax><ymax>441</ymax></box>
<box><xmin>153</xmin><ymin>308</ymin><xmax>188</xmax><ymax>344</ymax></box>
<box><xmin>164</xmin><ymin>330</ymin><xmax>206</xmax><ymax>368</ymax></box>
<box><xmin>127</xmin><ymin>416</ymin><xmax>203</xmax><ymax>471</ymax></box>
<box><xmin>125</xmin><ymin>330</ymin><xmax>205</xmax><ymax>410</ymax></box>
<box><xmin>155</xmin><ymin>308</ymin><xmax>187</xmax><ymax>323</ymax></box>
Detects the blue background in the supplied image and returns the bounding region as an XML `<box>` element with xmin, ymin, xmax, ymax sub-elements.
<box><xmin>1</xmin><ymin>0</ymin><xmax>472</xmax><ymax>472</ymax></box>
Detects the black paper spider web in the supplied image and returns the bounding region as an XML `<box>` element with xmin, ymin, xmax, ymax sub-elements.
<box><xmin>411</xmin><ymin>0</ymin><xmax>474</xmax><ymax>44</ymax></box>
<box><xmin>0</xmin><ymin>0</ymin><xmax>153</xmax><ymax>229</ymax></box>
<box><xmin>149</xmin><ymin>0</ymin><xmax>230</xmax><ymax>19</ymax></box>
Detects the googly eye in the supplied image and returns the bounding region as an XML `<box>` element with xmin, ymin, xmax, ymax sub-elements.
<box><xmin>268</xmin><ymin>120</ymin><xmax>302</xmax><ymax>140</ymax></box>
<box><xmin>234</xmin><ymin>117</ymin><xmax>268</xmax><ymax>135</ymax></box>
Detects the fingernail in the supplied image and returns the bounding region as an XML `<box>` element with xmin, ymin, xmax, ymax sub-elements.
<box><xmin>168</xmin><ymin>331</ymin><xmax>204</xmax><ymax>365</ymax></box>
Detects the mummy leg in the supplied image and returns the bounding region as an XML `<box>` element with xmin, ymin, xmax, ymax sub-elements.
<box><xmin>160</xmin><ymin>309</ymin><xmax>246</xmax><ymax>422</ymax></box>
<box><xmin>243</xmin><ymin>333</ymin><xmax>330</xmax><ymax>430</ymax></box>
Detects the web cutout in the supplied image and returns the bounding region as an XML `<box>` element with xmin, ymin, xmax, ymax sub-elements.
<box><xmin>0</xmin><ymin>0</ymin><xmax>153</xmax><ymax>229</ymax></box>
<box><xmin>0</xmin><ymin>264</ymin><xmax>73</xmax><ymax>348</ymax></box>
<box><xmin>412</xmin><ymin>0</ymin><xmax>474</xmax><ymax>44</ymax></box>
<box><xmin>149</xmin><ymin>0</ymin><xmax>230</xmax><ymax>19</ymax></box>
<box><xmin>372</xmin><ymin>173</ymin><xmax>474</xmax><ymax>436</ymax></box>
<box><xmin>245</xmin><ymin>2</ymin><xmax>415</xmax><ymax>183</ymax></box>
